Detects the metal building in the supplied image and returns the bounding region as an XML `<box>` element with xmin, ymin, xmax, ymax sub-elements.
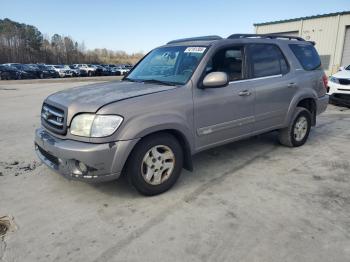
<box><xmin>254</xmin><ymin>11</ymin><xmax>350</xmax><ymax>75</ymax></box>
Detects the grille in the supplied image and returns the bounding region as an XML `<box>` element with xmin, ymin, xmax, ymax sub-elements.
<box><xmin>41</xmin><ymin>103</ymin><xmax>66</xmax><ymax>134</ymax></box>
<box><xmin>338</xmin><ymin>78</ymin><xmax>350</xmax><ymax>85</ymax></box>
<box><xmin>37</xmin><ymin>145</ymin><xmax>59</xmax><ymax>166</ymax></box>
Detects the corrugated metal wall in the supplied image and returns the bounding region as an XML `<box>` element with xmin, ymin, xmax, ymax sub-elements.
<box><xmin>255</xmin><ymin>13</ymin><xmax>350</xmax><ymax>75</ymax></box>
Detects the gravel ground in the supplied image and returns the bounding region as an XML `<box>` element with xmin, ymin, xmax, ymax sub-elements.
<box><xmin>0</xmin><ymin>81</ymin><xmax>350</xmax><ymax>262</ymax></box>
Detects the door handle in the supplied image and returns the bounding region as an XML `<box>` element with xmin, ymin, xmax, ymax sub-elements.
<box><xmin>238</xmin><ymin>90</ymin><xmax>251</xmax><ymax>96</ymax></box>
<box><xmin>288</xmin><ymin>82</ymin><xmax>297</xmax><ymax>88</ymax></box>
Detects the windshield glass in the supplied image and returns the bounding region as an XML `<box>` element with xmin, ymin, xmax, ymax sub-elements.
<box><xmin>126</xmin><ymin>46</ymin><xmax>207</xmax><ymax>85</ymax></box>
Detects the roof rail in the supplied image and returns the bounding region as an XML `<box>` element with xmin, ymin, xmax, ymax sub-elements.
<box><xmin>227</xmin><ymin>34</ymin><xmax>305</xmax><ymax>41</ymax></box>
<box><xmin>167</xmin><ymin>35</ymin><xmax>222</xmax><ymax>44</ymax></box>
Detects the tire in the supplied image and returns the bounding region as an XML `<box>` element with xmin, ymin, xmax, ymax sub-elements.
<box><xmin>126</xmin><ymin>133</ymin><xmax>184</xmax><ymax>196</ymax></box>
<box><xmin>278</xmin><ymin>107</ymin><xmax>312</xmax><ymax>147</ymax></box>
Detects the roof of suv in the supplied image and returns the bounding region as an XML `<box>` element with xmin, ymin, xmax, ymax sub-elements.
<box><xmin>165</xmin><ymin>34</ymin><xmax>314</xmax><ymax>47</ymax></box>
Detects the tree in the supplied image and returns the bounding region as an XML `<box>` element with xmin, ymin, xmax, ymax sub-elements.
<box><xmin>0</xmin><ymin>18</ymin><xmax>144</xmax><ymax>65</ymax></box>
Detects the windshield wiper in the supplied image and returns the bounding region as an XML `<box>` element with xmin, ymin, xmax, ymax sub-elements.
<box><xmin>141</xmin><ymin>79</ymin><xmax>178</xmax><ymax>86</ymax></box>
<box><xmin>123</xmin><ymin>77</ymin><xmax>139</xmax><ymax>82</ymax></box>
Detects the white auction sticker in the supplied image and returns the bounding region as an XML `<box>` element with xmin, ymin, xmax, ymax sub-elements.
<box><xmin>184</xmin><ymin>47</ymin><xmax>206</xmax><ymax>53</ymax></box>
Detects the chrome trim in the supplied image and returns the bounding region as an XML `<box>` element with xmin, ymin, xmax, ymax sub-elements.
<box><xmin>43</xmin><ymin>106</ymin><xmax>64</xmax><ymax>118</ymax></box>
<box><xmin>197</xmin><ymin>116</ymin><xmax>255</xmax><ymax>136</ymax></box>
<box><xmin>46</xmin><ymin>118</ymin><xmax>64</xmax><ymax>127</ymax></box>
<box><xmin>229</xmin><ymin>74</ymin><xmax>282</xmax><ymax>84</ymax></box>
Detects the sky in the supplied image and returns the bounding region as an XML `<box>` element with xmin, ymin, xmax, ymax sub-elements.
<box><xmin>0</xmin><ymin>0</ymin><xmax>349</xmax><ymax>54</ymax></box>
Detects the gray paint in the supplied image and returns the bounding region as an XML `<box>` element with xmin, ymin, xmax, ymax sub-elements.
<box><xmin>35</xmin><ymin>37</ymin><xmax>329</xmax><ymax>182</ymax></box>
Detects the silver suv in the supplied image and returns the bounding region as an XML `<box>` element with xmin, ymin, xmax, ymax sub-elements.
<box><xmin>35</xmin><ymin>34</ymin><xmax>329</xmax><ymax>195</ymax></box>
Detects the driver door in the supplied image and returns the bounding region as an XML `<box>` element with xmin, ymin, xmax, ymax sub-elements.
<box><xmin>193</xmin><ymin>45</ymin><xmax>255</xmax><ymax>151</ymax></box>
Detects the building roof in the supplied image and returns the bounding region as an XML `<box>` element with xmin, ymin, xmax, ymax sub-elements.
<box><xmin>254</xmin><ymin>11</ymin><xmax>350</xmax><ymax>26</ymax></box>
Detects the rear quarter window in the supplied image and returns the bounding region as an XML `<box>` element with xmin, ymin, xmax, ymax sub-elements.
<box><xmin>289</xmin><ymin>44</ymin><xmax>321</xmax><ymax>71</ymax></box>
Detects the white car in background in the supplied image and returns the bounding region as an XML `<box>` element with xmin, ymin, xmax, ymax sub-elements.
<box><xmin>49</xmin><ymin>65</ymin><xmax>73</xmax><ymax>78</ymax></box>
<box><xmin>328</xmin><ymin>65</ymin><xmax>350</xmax><ymax>105</ymax></box>
<box><xmin>73</xmin><ymin>64</ymin><xmax>95</xmax><ymax>76</ymax></box>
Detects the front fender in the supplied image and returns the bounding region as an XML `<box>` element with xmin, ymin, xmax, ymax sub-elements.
<box><xmin>117</xmin><ymin>112</ymin><xmax>195</xmax><ymax>153</ymax></box>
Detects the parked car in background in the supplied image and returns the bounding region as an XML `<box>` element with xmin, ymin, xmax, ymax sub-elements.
<box><xmin>34</xmin><ymin>34</ymin><xmax>328</xmax><ymax>195</ymax></box>
<box><xmin>115</xmin><ymin>65</ymin><xmax>130</xmax><ymax>76</ymax></box>
<box><xmin>124</xmin><ymin>64</ymin><xmax>133</xmax><ymax>70</ymax></box>
<box><xmin>30</xmin><ymin>64</ymin><xmax>59</xmax><ymax>78</ymax></box>
<box><xmin>108</xmin><ymin>64</ymin><xmax>129</xmax><ymax>76</ymax></box>
<box><xmin>4</xmin><ymin>63</ymin><xmax>38</xmax><ymax>79</ymax></box>
<box><xmin>0</xmin><ymin>64</ymin><xmax>23</xmax><ymax>80</ymax></box>
<box><xmin>88</xmin><ymin>64</ymin><xmax>107</xmax><ymax>76</ymax></box>
<box><xmin>73</xmin><ymin>64</ymin><xmax>95</xmax><ymax>76</ymax></box>
<box><xmin>68</xmin><ymin>65</ymin><xmax>80</xmax><ymax>77</ymax></box>
<box><xmin>50</xmin><ymin>65</ymin><xmax>72</xmax><ymax>78</ymax></box>
<box><xmin>328</xmin><ymin>65</ymin><xmax>350</xmax><ymax>105</ymax></box>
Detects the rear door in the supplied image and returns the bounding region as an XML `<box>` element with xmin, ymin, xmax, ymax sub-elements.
<box><xmin>246</xmin><ymin>44</ymin><xmax>296</xmax><ymax>131</ymax></box>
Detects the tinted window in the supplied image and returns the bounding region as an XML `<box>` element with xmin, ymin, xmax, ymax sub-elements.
<box><xmin>289</xmin><ymin>44</ymin><xmax>321</xmax><ymax>71</ymax></box>
<box><xmin>249</xmin><ymin>44</ymin><xmax>289</xmax><ymax>78</ymax></box>
<box><xmin>206</xmin><ymin>46</ymin><xmax>244</xmax><ymax>81</ymax></box>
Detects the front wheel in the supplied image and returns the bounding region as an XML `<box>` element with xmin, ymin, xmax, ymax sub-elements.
<box><xmin>126</xmin><ymin>133</ymin><xmax>183</xmax><ymax>195</ymax></box>
<box><xmin>278</xmin><ymin>107</ymin><xmax>312</xmax><ymax>147</ymax></box>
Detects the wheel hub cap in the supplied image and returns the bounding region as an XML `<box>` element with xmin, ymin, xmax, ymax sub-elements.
<box><xmin>293</xmin><ymin>116</ymin><xmax>308</xmax><ymax>142</ymax></box>
<box><xmin>141</xmin><ymin>145</ymin><xmax>175</xmax><ymax>185</ymax></box>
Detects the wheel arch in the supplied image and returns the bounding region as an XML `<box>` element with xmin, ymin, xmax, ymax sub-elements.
<box><xmin>125</xmin><ymin>128</ymin><xmax>194</xmax><ymax>172</ymax></box>
<box><xmin>285</xmin><ymin>94</ymin><xmax>317</xmax><ymax>127</ymax></box>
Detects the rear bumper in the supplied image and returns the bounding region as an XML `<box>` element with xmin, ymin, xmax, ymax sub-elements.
<box><xmin>316</xmin><ymin>95</ymin><xmax>329</xmax><ymax>115</ymax></box>
<box><xmin>34</xmin><ymin>128</ymin><xmax>139</xmax><ymax>182</ymax></box>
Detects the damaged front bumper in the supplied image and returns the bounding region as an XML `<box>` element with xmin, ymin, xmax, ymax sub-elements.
<box><xmin>34</xmin><ymin>128</ymin><xmax>139</xmax><ymax>182</ymax></box>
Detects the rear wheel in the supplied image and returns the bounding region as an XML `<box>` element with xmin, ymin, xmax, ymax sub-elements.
<box><xmin>126</xmin><ymin>133</ymin><xmax>183</xmax><ymax>195</ymax></box>
<box><xmin>278</xmin><ymin>107</ymin><xmax>312</xmax><ymax>147</ymax></box>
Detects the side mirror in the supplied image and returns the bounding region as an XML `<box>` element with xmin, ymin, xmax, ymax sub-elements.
<box><xmin>202</xmin><ymin>72</ymin><xmax>229</xmax><ymax>88</ymax></box>
<box><xmin>339</xmin><ymin>66</ymin><xmax>344</xmax><ymax>71</ymax></box>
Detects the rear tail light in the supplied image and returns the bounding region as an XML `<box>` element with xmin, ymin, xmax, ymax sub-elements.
<box><xmin>322</xmin><ymin>74</ymin><xmax>328</xmax><ymax>90</ymax></box>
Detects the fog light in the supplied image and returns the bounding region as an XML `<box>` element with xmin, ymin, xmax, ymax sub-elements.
<box><xmin>76</xmin><ymin>161</ymin><xmax>88</xmax><ymax>174</ymax></box>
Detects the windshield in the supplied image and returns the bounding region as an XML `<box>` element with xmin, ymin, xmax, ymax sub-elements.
<box><xmin>126</xmin><ymin>46</ymin><xmax>207</xmax><ymax>85</ymax></box>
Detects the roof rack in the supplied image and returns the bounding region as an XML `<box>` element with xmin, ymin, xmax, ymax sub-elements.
<box><xmin>227</xmin><ymin>34</ymin><xmax>305</xmax><ymax>41</ymax></box>
<box><xmin>167</xmin><ymin>35</ymin><xmax>222</xmax><ymax>44</ymax></box>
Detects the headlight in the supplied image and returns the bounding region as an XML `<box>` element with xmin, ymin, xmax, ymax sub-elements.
<box><xmin>70</xmin><ymin>114</ymin><xmax>123</xmax><ymax>137</ymax></box>
<box><xmin>329</xmin><ymin>76</ymin><xmax>339</xmax><ymax>84</ymax></box>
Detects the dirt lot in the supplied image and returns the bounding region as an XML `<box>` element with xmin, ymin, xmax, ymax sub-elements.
<box><xmin>1</xmin><ymin>79</ymin><xmax>350</xmax><ymax>262</ymax></box>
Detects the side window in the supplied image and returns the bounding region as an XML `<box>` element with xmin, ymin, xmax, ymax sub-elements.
<box><xmin>206</xmin><ymin>46</ymin><xmax>244</xmax><ymax>82</ymax></box>
<box><xmin>289</xmin><ymin>44</ymin><xmax>321</xmax><ymax>71</ymax></box>
<box><xmin>248</xmin><ymin>44</ymin><xmax>289</xmax><ymax>78</ymax></box>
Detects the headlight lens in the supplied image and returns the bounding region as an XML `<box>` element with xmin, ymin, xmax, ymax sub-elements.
<box><xmin>70</xmin><ymin>114</ymin><xmax>123</xmax><ymax>137</ymax></box>
<box><xmin>329</xmin><ymin>76</ymin><xmax>339</xmax><ymax>83</ymax></box>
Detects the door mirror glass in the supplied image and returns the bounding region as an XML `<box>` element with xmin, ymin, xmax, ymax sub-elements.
<box><xmin>202</xmin><ymin>72</ymin><xmax>228</xmax><ymax>88</ymax></box>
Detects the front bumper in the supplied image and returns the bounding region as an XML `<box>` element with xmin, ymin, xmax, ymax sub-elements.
<box><xmin>34</xmin><ymin>128</ymin><xmax>139</xmax><ymax>182</ymax></box>
<box><xmin>328</xmin><ymin>81</ymin><xmax>350</xmax><ymax>95</ymax></box>
<box><xmin>327</xmin><ymin>81</ymin><xmax>350</xmax><ymax>106</ymax></box>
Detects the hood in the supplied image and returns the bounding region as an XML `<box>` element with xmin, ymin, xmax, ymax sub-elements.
<box><xmin>46</xmin><ymin>81</ymin><xmax>178</xmax><ymax>124</ymax></box>
<box><xmin>332</xmin><ymin>70</ymin><xmax>350</xmax><ymax>79</ymax></box>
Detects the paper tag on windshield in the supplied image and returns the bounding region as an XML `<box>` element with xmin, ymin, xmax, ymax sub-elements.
<box><xmin>184</xmin><ymin>47</ymin><xmax>206</xmax><ymax>53</ymax></box>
